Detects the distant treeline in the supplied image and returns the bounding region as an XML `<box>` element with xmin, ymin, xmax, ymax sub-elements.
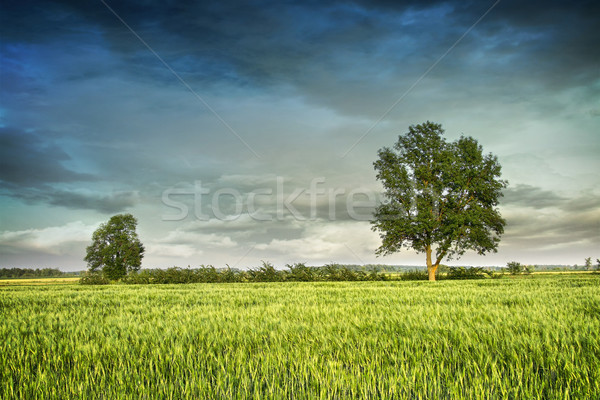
<box><xmin>80</xmin><ymin>263</ymin><xmax>506</xmax><ymax>285</ymax></box>
<box><xmin>0</xmin><ymin>268</ymin><xmax>79</xmax><ymax>279</ymax></box>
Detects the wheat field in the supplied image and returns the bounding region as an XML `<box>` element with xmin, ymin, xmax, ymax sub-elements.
<box><xmin>1</xmin><ymin>275</ymin><xmax>598</xmax><ymax>399</ymax></box>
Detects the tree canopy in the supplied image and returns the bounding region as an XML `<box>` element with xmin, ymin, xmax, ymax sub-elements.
<box><xmin>372</xmin><ymin>121</ymin><xmax>507</xmax><ymax>281</ymax></box>
<box><xmin>84</xmin><ymin>214</ymin><xmax>144</xmax><ymax>280</ymax></box>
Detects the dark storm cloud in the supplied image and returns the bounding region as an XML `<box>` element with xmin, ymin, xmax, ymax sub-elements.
<box><xmin>3</xmin><ymin>0</ymin><xmax>597</xmax><ymax>101</ymax></box>
<box><xmin>0</xmin><ymin>127</ymin><xmax>140</xmax><ymax>213</ymax></box>
<box><xmin>0</xmin><ymin>127</ymin><xmax>94</xmax><ymax>185</ymax></box>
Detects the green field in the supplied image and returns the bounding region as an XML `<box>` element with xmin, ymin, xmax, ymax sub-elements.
<box><xmin>1</xmin><ymin>275</ymin><xmax>598</xmax><ymax>399</ymax></box>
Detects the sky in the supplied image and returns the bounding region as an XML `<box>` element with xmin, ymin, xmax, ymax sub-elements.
<box><xmin>0</xmin><ymin>0</ymin><xmax>598</xmax><ymax>271</ymax></box>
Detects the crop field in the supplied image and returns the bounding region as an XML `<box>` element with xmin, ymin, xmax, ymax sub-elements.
<box><xmin>0</xmin><ymin>277</ymin><xmax>80</xmax><ymax>286</ymax></box>
<box><xmin>1</xmin><ymin>275</ymin><xmax>598</xmax><ymax>399</ymax></box>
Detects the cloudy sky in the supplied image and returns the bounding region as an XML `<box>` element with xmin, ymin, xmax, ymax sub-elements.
<box><xmin>1</xmin><ymin>0</ymin><xmax>598</xmax><ymax>271</ymax></box>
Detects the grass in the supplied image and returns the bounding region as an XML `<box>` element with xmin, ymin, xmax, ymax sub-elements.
<box><xmin>1</xmin><ymin>274</ymin><xmax>598</xmax><ymax>399</ymax></box>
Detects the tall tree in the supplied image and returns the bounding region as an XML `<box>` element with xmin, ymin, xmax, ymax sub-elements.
<box><xmin>372</xmin><ymin>122</ymin><xmax>507</xmax><ymax>281</ymax></box>
<box><xmin>84</xmin><ymin>214</ymin><xmax>145</xmax><ymax>280</ymax></box>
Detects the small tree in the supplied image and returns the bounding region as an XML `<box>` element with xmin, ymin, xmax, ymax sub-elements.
<box><xmin>372</xmin><ymin>122</ymin><xmax>507</xmax><ymax>281</ymax></box>
<box><xmin>584</xmin><ymin>257</ymin><xmax>592</xmax><ymax>270</ymax></box>
<box><xmin>505</xmin><ymin>261</ymin><xmax>533</xmax><ymax>275</ymax></box>
<box><xmin>506</xmin><ymin>261</ymin><xmax>523</xmax><ymax>275</ymax></box>
<box><xmin>84</xmin><ymin>214</ymin><xmax>145</xmax><ymax>281</ymax></box>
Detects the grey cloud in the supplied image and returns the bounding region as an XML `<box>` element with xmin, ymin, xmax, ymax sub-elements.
<box><xmin>502</xmin><ymin>185</ymin><xmax>600</xmax><ymax>218</ymax></box>
<box><xmin>558</xmin><ymin>209</ymin><xmax>600</xmax><ymax>240</ymax></box>
<box><xmin>5</xmin><ymin>187</ymin><xmax>138</xmax><ymax>214</ymax></box>
<box><xmin>160</xmin><ymin>173</ymin><xmax>379</xmax><ymax>224</ymax></box>
<box><xmin>502</xmin><ymin>189</ymin><xmax>600</xmax><ymax>246</ymax></box>
<box><xmin>501</xmin><ymin>184</ymin><xmax>566</xmax><ymax>209</ymax></box>
<box><xmin>0</xmin><ymin>250</ymin><xmax>86</xmax><ymax>269</ymax></box>
<box><xmin>47</xmin><ymin>190</ymin><xmax>139</xmax><ymax>213</ymax></box>
<box><xmin>561</xmin><ymin>192</ymin><xmax>600</xmax><ymax>213</ymax></box>
<box><xmin>504</xmin><ymin>209</ymin><xmax>599</xmax><ymax>248</ymax></box>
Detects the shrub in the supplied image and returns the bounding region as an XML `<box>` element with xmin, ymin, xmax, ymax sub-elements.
<box><xmin>79</xmin><ymin>273</ymin><xmax>110</xmax><ymax>285</ymax></box>
<box><xmin>507</xmin><ymin>261</ymin><xmax>523</xmax><ymax>275</ymax></box>
<box><xmin>320</xmin><ymin>264</ymin><xmax>353</xmax><ymax>281</ymax></box>
<box><xmin>446</xmin><ymin>266</ymin><xmax>488</xmax><ymax>280</ymax></box>
<box><xmin>247</xmin><ymin>261</ymin><xmax>284</xmax><ymax>282</ymax></box>
<box><xmin>368</xmin><ymin>267</ymin><xmax>387</xmax><ymax>281</ymax></box>
<box><xmin>122</xmin><ymin>270</ymin><xmax>152</xmax><ymax>284</ymax></box>
<box><xmin>195</xmin><ymin>266</ymin><xmax>220</xmax><ymax>283</ymax></box>
<box><xmin>506</xmin><ymin>261</ymin><xmax>533</xmax><ymax>275</ymax></box>
<box><xmin>94</xmin><ymin>263</ymin><xmax>389</xmax><ymax>284</ymax></box>
<box><xmin>399</xmin><ymin>269</ymin><xmax>429</xmax><ymax>281</ymax></box>
<box><xmin>121</xmin><ymin>266</ymin><xmax>239</xmax><ymax>284</ymax></box>
<box><xmin>220</xmin><ymin>266</ymin><xmax>244</xmax><ymax>283</ymax></box>
<box><xmin>286</xmin><ymin>263</ymin><xmax>318</xmax><ymax>282</ymax></box>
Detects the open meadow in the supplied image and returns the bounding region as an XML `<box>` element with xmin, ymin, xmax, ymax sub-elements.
<box><xmin>1</xmin><ymin>274</ymin><xmax>598</xmax><ymax>399</ymax></box>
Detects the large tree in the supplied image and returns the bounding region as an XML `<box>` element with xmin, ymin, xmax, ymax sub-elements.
<box><xmin>84</xmin><ymin>214</ymin><xmax>145</xmax><ymax>280</ymax></box>
<box><xmin>372</xmin><ymin>122</ymin><xmax>507</xmax><ymax>281</ymax></box>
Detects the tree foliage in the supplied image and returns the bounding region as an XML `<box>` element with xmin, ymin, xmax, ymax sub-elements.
<box><xmin>372</xmin><ymin>121</ymin><xmax>507</xmax><ymax>281</ymax></box>
<box><xmin>84</xmin><ymin>214</ymin><xmax>144</xmax><ymax>281</ymax></box>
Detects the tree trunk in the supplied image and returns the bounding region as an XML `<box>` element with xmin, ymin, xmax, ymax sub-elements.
<box><xmin>428</xmin><ymin>264</ymin><xmax>439</xmax><ymax>281</ymax></box>
<box><xmin>425</xmin><ymin>245</ymin><xmax>437</xmax><ymax>281</ymax></box>
<box><xmin>426</xmin><ymin>245</ymin><xmax>437</xmax><ymax>281</ymax></box>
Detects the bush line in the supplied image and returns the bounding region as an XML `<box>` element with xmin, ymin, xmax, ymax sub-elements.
<box><xmin>80</xmin><ymin>263</ymin><xmax>504</xmax><ymax>285</ymax></box>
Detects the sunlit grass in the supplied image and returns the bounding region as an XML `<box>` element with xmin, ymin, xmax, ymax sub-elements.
<box><xmin>1</xmin><ymin>275</ymin><xmax>598</xmax><ymax>399</ymax></box>
<box><xmin>0</xmin><ymin>277</ymin><xmax>80</xmax><ymax>286</ymax></box>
